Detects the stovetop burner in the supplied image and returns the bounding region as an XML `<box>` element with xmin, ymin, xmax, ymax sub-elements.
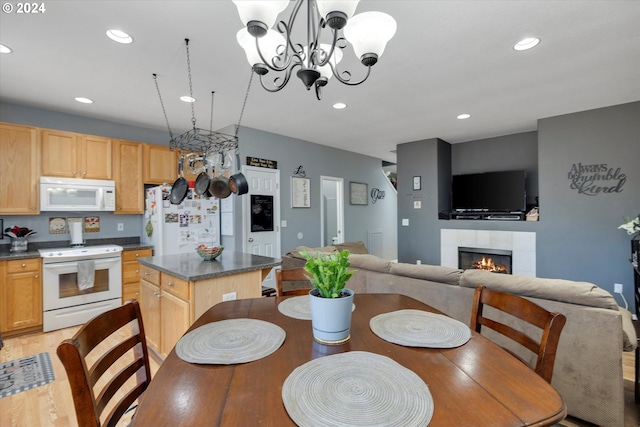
<box><xmin>39</xmin><ymin>244</ymin><xmax>123</xmax><ymax>262</ymax></box>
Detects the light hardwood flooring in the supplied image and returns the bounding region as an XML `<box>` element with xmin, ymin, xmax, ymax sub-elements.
<box><xmin>0</xmin><ymin>327</ymin><xmax>638</xmax><ymax>426</ymax></box>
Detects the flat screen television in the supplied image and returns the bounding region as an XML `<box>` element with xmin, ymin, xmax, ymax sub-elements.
<box><xmin>451</xmin><ymin>170</ymin><xmax>526</xmax><ymax>213</ymax></box>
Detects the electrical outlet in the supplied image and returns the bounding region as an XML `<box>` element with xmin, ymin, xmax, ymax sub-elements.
<box><xmin>223</xmin><ymin>292</ymin><xmax>237</xmax><ymax>301</ymax></box>
<box><xmin>117</xmin><ymin>223</ymin><xmax>124</xmax><ymax>231</ymax></box>
<box><xmin>614</xmin><ymin>283</ymin><xmax>623</xmax><ymax>294</ymax></box>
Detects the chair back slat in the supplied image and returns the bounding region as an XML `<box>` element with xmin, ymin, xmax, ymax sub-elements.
<box><xmin>276</xmin><ymin>268</ymin><xmax>312</xmax><ymax>296</ymax></box>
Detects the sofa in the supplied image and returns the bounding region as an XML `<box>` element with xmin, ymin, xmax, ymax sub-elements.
<box><xmin>282</xmin><ymin>242</ymin><xmax>637</xmax><ymax>427</ymax></box>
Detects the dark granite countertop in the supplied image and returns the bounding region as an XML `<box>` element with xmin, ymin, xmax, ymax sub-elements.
<box><xmin>137</xmin><ymin>252</ymin><xmax>281</xmax><ymax>282</ymax></box>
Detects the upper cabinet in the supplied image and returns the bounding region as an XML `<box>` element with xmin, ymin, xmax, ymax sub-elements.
<box><xmin>113</xmin><ymin>140</ymin><xmax>144</xmax><ymax>214</ymax></box>
<box><xmin>0</xmin><ymin>123</ymin><xmax>39</xmax><ymax>214</ymax></box>
<box><xmin>41</xmin><ymin>129</ymin><xmax>112</xmax><ymax>179</ymax></box>
<box><xmin>143</xmin><ymin>143</ymin><xmax>178</xmax><ymax>185</ymax></box>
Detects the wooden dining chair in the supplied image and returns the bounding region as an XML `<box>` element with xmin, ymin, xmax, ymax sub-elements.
<box><xmin>275</xmin><ymin>268</ymin><xmax>313</xmax><ymax>296</ymax></box>
<box><xmin>57</xmin><ymin>300</ymin><xmax>152</xmax><ymax>427</ymax></box>
<box><xmin>470</xmin><ymin>285</ymin><xmax>566</xmax><ymax>383</ymax></box>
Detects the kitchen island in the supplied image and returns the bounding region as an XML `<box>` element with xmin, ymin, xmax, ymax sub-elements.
<box><xmin>136</xmin><ymin>251</ymin><xmax>281</xmax><ymax>358</ymax></box>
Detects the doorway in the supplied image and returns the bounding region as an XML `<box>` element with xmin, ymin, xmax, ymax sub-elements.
<box><xmin>320</xmin><ymin>176</ymin><xmax>344</xmax><ymax>246</ymax></box>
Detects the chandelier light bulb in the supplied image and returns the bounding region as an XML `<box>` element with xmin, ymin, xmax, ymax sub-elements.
<box><xmin>315</xmin><ymin>0</ymin><xmax>360</xmax><ymax>29</ymax></box>
<box><xmin>237</xmin><ymin>28</ymin><xmax>285</xmax><ymax>71</ymax></box>
<box><xmin>344</xmin><ymin>11</ymin><xmax>397</xmax><ymax>63</ymax></box>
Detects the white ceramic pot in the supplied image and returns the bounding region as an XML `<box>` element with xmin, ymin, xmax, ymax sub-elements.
<box><xmin>309</xmin><ymin>288</ymin><xmax>354</xmax><ymax>345</ymax></box>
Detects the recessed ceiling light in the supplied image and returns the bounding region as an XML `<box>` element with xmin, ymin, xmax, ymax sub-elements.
<box><xmin>180</xmin><ymin>96</ymin><xmax>196</xmax><ymax>103</ymax></box>
<box><xmin>75</xmin><ymin>97</ymin><xmax>94</xmax><ymax>104</ymax></box>
<box><xmin>457</xmin><ymin>113</ymin><xmax>471</xmax><ymax>120</ymax></box>
<box><xmin>333</xmin><ymin>102</ymin><xmax>347</xmax><ymax>110</ymax></box>
<box><xmin>0</xmin><ymin>44</ymin><xmax>12</xmax><ymax>54</ymax></box>
<box><xmin>514</xmin><ymin>37</ymin><xmax>540</xmax><ymax>51</ymax></box>
<box><xmin>106</xmin><ymin>29</ymin><xmax>133</xmax><ymax>44</ymax></box>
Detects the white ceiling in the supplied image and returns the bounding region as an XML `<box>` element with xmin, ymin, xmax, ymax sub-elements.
<box><xmin>1</xmin><ymin>1</ymin><xmax>639</xmax><ymax>163</ymax></box>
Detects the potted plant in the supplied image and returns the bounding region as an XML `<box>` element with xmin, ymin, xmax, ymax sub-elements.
<box><xmin>301</xmin><ymin>249</ymin><xmax>357</xmax><ymax>345</ymax></box>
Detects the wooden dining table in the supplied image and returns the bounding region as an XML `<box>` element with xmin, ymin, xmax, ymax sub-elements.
<box><xmin>131</xmin><ymin>293</ymin><xmax>567</xmax><ymax>426</ymax></box>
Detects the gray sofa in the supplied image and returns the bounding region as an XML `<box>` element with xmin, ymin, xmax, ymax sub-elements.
<box><xmin>282</xmin><ymin>243</ymin><xmax>637</xmax><ymax>427</ymax></box>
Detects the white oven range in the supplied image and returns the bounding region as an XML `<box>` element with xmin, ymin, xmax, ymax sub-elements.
<box><xmin>39</xmin><ymin>244</ymin><xmax>122</xmax><ymax>332</ymax></box>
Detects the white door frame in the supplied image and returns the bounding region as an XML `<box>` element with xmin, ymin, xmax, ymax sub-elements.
<box><xmin>320</xmin><ymin>175</ymin><xmax>344</xmax><ymax>246</ymax></box>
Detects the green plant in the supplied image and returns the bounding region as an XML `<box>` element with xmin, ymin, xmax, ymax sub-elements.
<box><xmin>301</xmin><ymin>250</ymin><xmax>356</xmax><ymax>298</ymax></box>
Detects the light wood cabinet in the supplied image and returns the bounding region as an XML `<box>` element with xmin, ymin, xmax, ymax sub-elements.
<box><xmin>143</xmin><ymin>144</ymin><xmax>178</xmax><ymax>185</ymax></box>
<box><xmin>41</xmin><ymin>129</ymin><xmax>112</xmax><ymax>179</ymax></box>
<box><xmin>122</xmin><ymin>248</ymin><xmax>153</xmax><ymax>303</ymax></box>
<box><xmin>138</xmin><ymin>265</ymin><xmax>191</xmax><ymax>358</ymax></box>
<box><xmin>112</xmin><ymin>140</ymin><xmax>144</xmax><ymax>214</ymax></box>
<box><xmin>0</xmin><ymin>123</ymin><xmax>39</xmax><ymax>214</ymax></box>
<box><xmin>0</xmin><ymin>258</ymin><xmax>42</xmax><ymax>335</ymax></box>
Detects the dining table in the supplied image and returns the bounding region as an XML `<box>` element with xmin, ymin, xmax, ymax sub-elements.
<box><xmin>131</xmin><ymin>293</ymin><xmax>567</xmax><ymax>426</ymax></box>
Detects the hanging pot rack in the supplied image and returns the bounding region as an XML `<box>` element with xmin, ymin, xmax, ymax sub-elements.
<box><xmin>153</xmin><ymin>38</ymin><xmax>253</xmax><ymax>156</ymax></box>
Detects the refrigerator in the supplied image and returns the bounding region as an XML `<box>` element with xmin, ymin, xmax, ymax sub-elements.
<box><xmin>142</xmin><ymin>185</ymin><xmax>221</xmax><ymax>256</ymax></box>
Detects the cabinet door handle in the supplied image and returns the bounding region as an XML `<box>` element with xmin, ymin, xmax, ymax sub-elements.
<box><xmin>21</xmin><ymin>263</ymin><xmax>26</xmax><ymax>268</ymax></box>
<box><xmin>135</xmin><ymin>269</ymin><xmax>139</xmax><ymax>273</ymax></box>
<box><xmin>82</xmin><ymin>171</ymin><xmax>87</xmax><ymax>177</ymax></box>
<box><xmin>167</xmin><ymin>282</ymin><xmax>174</xmax><ymax>287</ymax></box>
<box><xmin>143</xmin><ymin>272</ymin><xmax>150</xmax><ymax>275</ymax></box>
<box><xmin>135</xmin><ymin>253</ymin><xmax>140</xmax><ymax>257</ymax></box>
<box><xmin>34</xmin><ymin>275</ymin><xmax>39</xmax><ymax>279</ymax></box>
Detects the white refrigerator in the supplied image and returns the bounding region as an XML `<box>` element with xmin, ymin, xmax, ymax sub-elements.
<box><xmin>142</xmin><ymin>185</ymin><xmax>221</xmax><ymax>256</ymax></box>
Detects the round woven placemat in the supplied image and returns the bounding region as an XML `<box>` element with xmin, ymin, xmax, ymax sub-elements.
<box><xmin>278</xmin><ymin>296</ymin><xmax>357</xmax><ymax>320</ymax></box>
<box><xmin>282</xmin><ymin>351</ymin><xmax>433</xmax><ymax>427</ymax></box>
<box><xmin>370</xmin><ymin>309</ymin><xmax>471</xmax><ymax>348</ymax></box>
<box><xmin>175</xmin><ymin>318</ymin><xmax>285</xmax><ymax>364</ymax></box>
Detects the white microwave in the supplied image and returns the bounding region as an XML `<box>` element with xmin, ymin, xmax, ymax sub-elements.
<box><xmin>40</xmin><ymin>177</ymin><xmax>116</xmax><ymax>212</ymax></box>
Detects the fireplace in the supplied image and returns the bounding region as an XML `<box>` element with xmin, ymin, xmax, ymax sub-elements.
<box><xmin>459</xmin><ymin>247</ymin><xmax>512</xmax><ymax>274</ymax></box>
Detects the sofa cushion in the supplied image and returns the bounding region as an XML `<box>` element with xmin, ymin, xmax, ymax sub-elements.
<box><xmin>347</xmin><ymin>254</ymin><xmax>392</xmax><ymax>274</ymax></box>
<box><xmin>286</xmin><ymin>245</ymin><xmax>337</xmax><ymax>260</ymax></box>
<box><xmin>335</xmin><ymin>241</ymin><xmax>369</xmax><ymax>254</ymax></box>
<box><xmin>460</xmin><ymin>269</ymin><xmax>619</xmax><ymax>311</ymax></box>
<box><xmin>390</xmin><ymin>263</ymin><xmax>463</xmax><ymax>286</ymax></box>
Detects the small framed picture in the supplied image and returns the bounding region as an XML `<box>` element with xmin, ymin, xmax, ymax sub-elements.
<box><xmin>349</xmin><ymin>182</ymin><xmax>368</xmax><ymax>205</ymax></box>
<box><xmin>413</xmin><ymin>176</ymin><xmax>421</xmax><ymax>191</ymax></box>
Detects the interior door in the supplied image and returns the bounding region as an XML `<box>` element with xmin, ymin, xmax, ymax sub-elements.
<box><xmin>321</xmin><ymin>176</ymin><xmax>344</xmax><ymax>246</ymax></box>
<box><xmin>242</xmin><ymin>166</ymin><xmax>280</xmax><ymax>287</ymax></box>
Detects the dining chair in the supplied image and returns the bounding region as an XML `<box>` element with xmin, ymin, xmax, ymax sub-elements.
<box><xmin>276</xmin><ymin>268</ymin><xmax>312</xmax><ymax>296</ymax></box>
<box><xmin>57</xmin><ymin>300</ymin><xmax>152</xmax><ymax>427</ymax></box>
<box><xmin>470</xmin><ymin>285</ymin><xmax>566</xmax><ymax>384</ymax></box>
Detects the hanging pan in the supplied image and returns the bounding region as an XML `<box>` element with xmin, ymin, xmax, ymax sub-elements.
<box><xmin>170</xmin><ymin>155</ymin><xmax>189</xmax><ymax>205</ymax></box>
<box><xmin>209</xmin><ymin>175</ymin><xmax>232</xmax><ymax>199</ymax></box>
<box><xmin>229</xmin><ymin>173</ymin><xmax>248</xmax><ymax>195</ymax></box>
<box><xmin>194</xmin><ymin>159</ymin><xmax>211</xmax><ymax>196</ymax></box>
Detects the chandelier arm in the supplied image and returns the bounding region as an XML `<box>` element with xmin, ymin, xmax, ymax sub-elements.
<box><xmin>254</xmin><ymin>35</ymin><xmax>292</xmax><ymax>72</ymax></box>
<box><xmin>314</xmin><ymin>27</ymin><xmax>339</xmax><ymax>68</ymax></box>
<box><xmin>330</xmin><ymin>62</ymin><xmax>373</xmax><ymax>86</ymax></box>
<box><xmin>258</xmin><ymin>62</ymin><xmax>300</xmax><ymax>93</ymax></box>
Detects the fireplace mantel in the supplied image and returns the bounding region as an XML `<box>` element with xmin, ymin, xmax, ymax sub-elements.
<box><xmin>441</xmin><ymin>229</ymin><xmax>536</xmax><ymax>276</ymax></box>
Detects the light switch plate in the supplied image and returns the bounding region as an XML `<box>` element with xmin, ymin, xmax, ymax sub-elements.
<box><xmin>414</xmin><ymin>201</ymin><xmax>421</xmax><ymax>209</ymax></box>
<box><xmin>402</xmin><ymin>219</ymin><xmax>409</xmax><ymax>226</ymax></box>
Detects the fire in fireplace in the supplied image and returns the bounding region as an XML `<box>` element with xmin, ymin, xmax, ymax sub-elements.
<box><xmin>458</xmin><ymin>247</ymin><xmax>512</xmax><ymax>274</ymax></box>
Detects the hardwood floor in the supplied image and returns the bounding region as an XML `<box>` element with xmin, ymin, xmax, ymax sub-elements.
<box><xmin>0</xmin><ymin>327</ymin><xmax>638</xmax><ymax>426</ymax></box>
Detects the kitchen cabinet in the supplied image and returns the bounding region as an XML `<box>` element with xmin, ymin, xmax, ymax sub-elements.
<box><xmin>143</xmin><ymin>143</ymin><xmax>178</xmax><ymax>185</ymax></box>
<box><xmin>138</xmin><ymin>265</ymin><xmax>190</xmax><ymax>358</ymax></box>
<box><xmin>0</xmin><ymin>123</ymin><xmax>39</xmax><ymax>214</ymax></box>
<box><xmin>41</xmin><ymin>129</ymin><xmax>113</xmax><ymax>179</ymax></box>
<box><xmin>0</xmin><ymin>258</ymin><xmax>42</xmax><ymax>336</ymax></box>
<box><xmin>113</xmin><ymin>139</ymin><xmax>144</xmax><ymax>214</ymax></box>
<box><xmin>122</xmin><ymin>248</ymin><xmax>153</xmax><ymax>303</ymax></box>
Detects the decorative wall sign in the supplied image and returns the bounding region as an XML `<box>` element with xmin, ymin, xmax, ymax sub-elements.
<box><xmin>49</xmin><ymin>217</ymin><xmax>67</xmax><ymax>234</ymax></box>
<box><xmin>84</xmin><ymin>216</ymin><xmax>100</xmax><ymax>232</ymax></box>
<box><xmin>413</xmin><ymin>176</ymin><xmax>421</xmax><ymax>191</ymax></box>
<box><xmin>567</xmin><ymin>162</ymin><xmax>627</xmax><ymax>196</ymax></box>
<box><xmin>350</xmin><ymin>182</ymin><xmax>368</xmax><ymax>205</ymax></box>
<box><xmin>293</xmin><ymin>165</ymin><xmax>306</xmax><ymax>177</ymax></box>
<box><xmin>291</xmin><ymin>176</ymin><xmax>311</xmax><ymax>208</ymax></box>
<box><xmin>371</xmin><ymin>188</ymin><xmax>386</xmax><ymax>204</ymax></box>
<box><xmin>247</xmin><ymin>156</ymin><xmax>278</xmax><ymax>169</ymax></box>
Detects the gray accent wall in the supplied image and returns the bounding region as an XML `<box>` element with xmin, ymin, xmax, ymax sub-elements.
<box><xmin>0</xmin><ymin>102</ymin><xmax>398</xmax><ymax>260</ymax></box>
<box><xmin>397</xmin><ymin>101</ymin><xmax>639</xmax><ymax>309</ymax></box>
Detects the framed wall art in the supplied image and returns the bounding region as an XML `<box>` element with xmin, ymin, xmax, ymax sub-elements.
<box><xmin>350</xmin><ymin>182</ymin><xmax>368</xmax><ymax>205</ymax></box>
<box><xmin>291</xmin><ymin>176</ymin><xmax>311</xmax><ymax>208</ymax></box>
<box><xmin>413</xmin><ymin>176</ymin><xmax>421</xmax><ymax>191</ymax></box>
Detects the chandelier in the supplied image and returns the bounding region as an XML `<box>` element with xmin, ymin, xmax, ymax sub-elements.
<box><xmin>232</xmin><ymin>0</ymin><xmax>396</xmax><ymax>100</ymax></box>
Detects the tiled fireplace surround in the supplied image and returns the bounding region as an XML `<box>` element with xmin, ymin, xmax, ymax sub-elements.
<box><xmin>441</xmin><ymin>229</ymin><xmax>536</xmax><ymax>277</ymax></box>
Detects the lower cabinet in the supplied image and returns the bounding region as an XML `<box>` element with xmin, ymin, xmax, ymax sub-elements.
<box><xmin>0</xmin><ymin>258</ymin><xmax>43</xmax><ymax>335</ymax></box>
<box><xmin>122</xmin><ymin>248</ymin><xmax>153</xmax><ymax>303</ymax></box>
<box><xmin>139</xmin><ymin>265</ymin><xmax>191</xmax><ymax>358</ymax></box>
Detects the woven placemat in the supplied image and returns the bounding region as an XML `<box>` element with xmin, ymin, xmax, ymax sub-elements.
<box><xmin>175</xmin><ymin>318</ymin><xmax>285</xmax><ymax>364</ymax></box>
<box><xmin>282</xmin><ymin>351</ymin><xmax>433</xmax><ymax>426</ymax></box>
<box><xmin>278</xmin><ymin>296</ymin><xmax>356</xmax><ymax>320</ymax></box>
<box><xmin>370</xmin><ymin>309</ymin><xmax>471</xmax><ymax>348</ymax></box>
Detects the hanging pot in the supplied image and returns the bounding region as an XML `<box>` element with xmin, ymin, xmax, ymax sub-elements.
<box><xmin>194</xmin><ymin>160</ymin><xmax>211</xmax><ymax>196</ymax></box>
<box><xmin>229</xmin><ymin>173</ymin><xmax>248</xmax><ymax>195</ymax></box>
<box><xmin>170</xmin><ymin>156</ymin><xmax>189</xmax><ymax>205</ymax></box>
<box><xmin>209</xmin><ymin>175</ymin><xmax>232</xmax><ymax>199</ymax></box>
